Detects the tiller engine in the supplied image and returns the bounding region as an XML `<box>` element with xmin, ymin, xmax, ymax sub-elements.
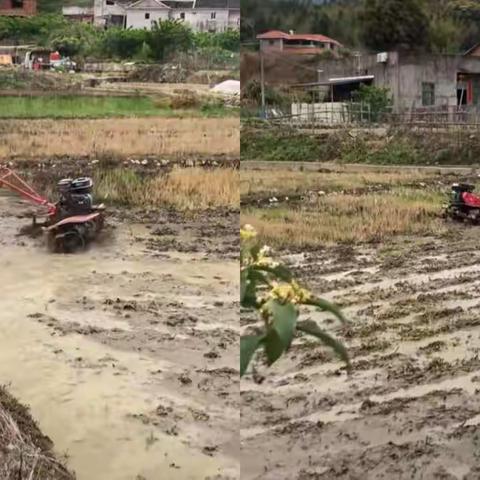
<box><xmin>0</xmin><ymin>168</ymin><xmax>105</xmax><ymax>253</ymax></box>
<box><xmin>444</xmin><ymin>183</ymin><xmax>480</xmax><ymax>225</ymax></box>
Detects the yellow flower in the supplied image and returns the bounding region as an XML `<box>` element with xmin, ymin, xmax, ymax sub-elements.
<box><xmin>269</xmin><ymin>280</ymin><xmax>312</xmax><ymax>304</ymax></box>
<box><xmin>240</xmin><ymin>224</ymin><xmax>257</xmax><ymax>242</ymax></box>
<box><xmin>255</xmin><ymin>256</ymin><xmax>279</xmax><ymax>268</ymax></box>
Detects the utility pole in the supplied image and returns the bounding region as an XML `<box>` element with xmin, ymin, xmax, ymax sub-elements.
<box><xmin>260</xmin><ymin>47</ymin><xmax>266</xmax><ymax>119</ymax></box>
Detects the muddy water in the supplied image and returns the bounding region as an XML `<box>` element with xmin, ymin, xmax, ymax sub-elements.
<box><xmin>0</xmin><ymin>198</ymin><xmax>239</xmax><ymax>479</ymax></box>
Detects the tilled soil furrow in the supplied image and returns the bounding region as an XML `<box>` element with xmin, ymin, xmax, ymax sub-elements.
<box><xmin>242</xmin><ymin>232</ymin><xmax>480</xmax><ymax>479</ymax></box>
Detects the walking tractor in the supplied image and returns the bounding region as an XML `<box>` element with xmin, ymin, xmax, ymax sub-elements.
<box><xmin>0</xmin><ymin>168</ymin><xmax>105</xmax><ymax>253</ymax></box>
<box><xmin>444</xmin><ymin>182</ymin><xmax>480</xmax><ymax>224</ymax></box>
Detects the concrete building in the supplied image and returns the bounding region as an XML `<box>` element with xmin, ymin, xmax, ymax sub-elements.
<box><xmin>94</xmin><ymin>0</ymin><xmax>130</xmax><ymax>27</ymax></box>
<box><xmin>257</xmin><ymin>30</ymin><xmax>342</xmax><ymax>56</ymax></box>
<box><xmin>0</xmin><ymin>0</ymin><xmax>36</xmax><ymax>16</ymax></box>
<box><xmin>125</xmin><ymin>0</ymin><xmax>239</xmax><ymax>32</ymax></box>
<box><xmin>62</xmin><ymin>6</ymin><xmax>94</xmax><ymax>23</ymax></box>
<box><xmin>303</xmin><ymin>51</ymin><xmax>480</xmax><ymax>112</ymax></box>
<box><xmin>91</xmin><ymin>0</ymin><xmax>239</xmax><ymax>31</ymax></box>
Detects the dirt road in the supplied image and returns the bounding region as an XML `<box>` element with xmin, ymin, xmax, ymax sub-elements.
<box><xmin>241</xmin><ymin>228</ymin><xmax>480</xmax><ymax>479</ymax></box>
<box><xmin>242</xmin><ymin>160</ymin><xmax>480</xmax><ymax>175</ymax></box>
<box><xmin>0</xmin><ymin>192</ymin><xmax>239</xmax><ymax>480</ymax></box>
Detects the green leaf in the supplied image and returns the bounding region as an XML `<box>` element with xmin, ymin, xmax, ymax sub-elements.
<box><xmin>240</xmin><ymin>269</ymin><xmax>248</xmax><ymax>303</ymax></box>
<box><xmin>262</xmin><ymin>299</ymin><xmax>299</xmax><ymax>366</ymax></box>
<box><xmin>297</xmin><ymin>320</ymin><xmax>350</xmax><ymax>369</ymax></box>
<box><xmin>253</xmin><ymin>264</ymin><xmax>293</xmax><ymax>282</ymax></box>
<box><xmin>265</xmin><ymin>299</ymin><xmax>298</xmax><ymax>350</ymax></box>
<box><xmin>250</xmin><ymin>243</ymin><xmax>261</xmax><ymax>261</ymax></box>
<box><xmin>249</xmin><ymin>268</ymin><xmax>270</xmax><ymax>286</ymax></box>
<box><xmin>306</xmin><ymin>296</ymin><xmax>348</xmax><ymax>324</ymax></box>
<box><xmin>241</xmin><ymin>266</ymin><xmax>258</xmax><ymax>308</ymax></box>
<box><xmin>263</xmin><ymin>329</ymin><xmax>285</xmax><ymax>365</ymax></box>
<box><xmin>240</xmin><ymin>335</ymin><xmax>263</xmax><ymax>377</ymax></box>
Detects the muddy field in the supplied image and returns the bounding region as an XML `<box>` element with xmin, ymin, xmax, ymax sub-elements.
<box><xmin>241</xmin><ymin>167</ymin><xmax>480</xmax><ymax>479</ymax></box>
<box><xmin>0</xmin><ymin>166</ymin><xmax>239</xmax><ymax>479</ymax></box>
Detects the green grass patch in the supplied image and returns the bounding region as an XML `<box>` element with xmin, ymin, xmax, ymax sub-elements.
<box><xmin>242</xmin><ymin>125</ymin><xmax>480</xmax><ymax>165</ymax></box>
<box><xmin>241</xmin><ymin>128</ymin><xmax>334</xmax><ymax>162</ymax></box>
<box><xmin>0</xmin><ymin>95</ymin><xmax>235</xmax><ymax>119</ymax></box>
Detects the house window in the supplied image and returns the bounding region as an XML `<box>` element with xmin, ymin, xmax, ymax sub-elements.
<box><xmin>145</xmin><ymin>12</ymin><xmax>150</xmax><ymax>19</ymax></box>
<box><xmin>106</xmin><ymin>0</ymin><xmax>114</xmax><ymax>5</ymax></box>
<box><xmin>211</xmin><ymin>12</ymin><xmax>216</xmax><ymax>19</ymax></box>
<box><xmin>422</xmin><ymin>82</ymin><xmax>435</xmax><ymax>106</ymax></box>
<box><xmin>180</xmin><ymin>12</ymin><xmax>185</xmax><ymax>19</ymax></box>
<box><xmin>268</xmin><ymin>40</ymin><xmax>275</xmax><ymax>45</ymax></box>
<box><xmin>12</xmin><ymin>0</ymin><xmax>24</xmax><ymax>7</ymax></box>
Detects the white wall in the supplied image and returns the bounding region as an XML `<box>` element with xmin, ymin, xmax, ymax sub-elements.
<box><xmin>185</xmin><ymin>9</ymin><xmax>229</xmax><ymax>32</ymax></box>
<box><xmin>291</xmin><ymin>102</ymin><xmax>351</xmax><ymax>125</ymax></box>
<box><xmin>94</xmin><ymin>0</ymin><xmax>127</xmax><ymax>25</ymax></box>
<box><xmin>126</xmin><ymin>9</ymin><xmax>170</xmax><ymax>29</ymax></box>
<box><xmin>126</xmin><ymin>7</ymin><xmax>238</xmax><ymax>32</ymax></box>
<box><xmin>228</xmin><ymin>9</ymin><xmax>240</xmax><ymax>29</ymax></box>
<box><xmin>260</xmin><ymin>39</ymin><xmax>283</xmax><ymax>52</ymax></box>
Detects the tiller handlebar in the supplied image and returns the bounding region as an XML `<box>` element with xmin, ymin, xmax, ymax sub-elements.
<box><xmin>0</xmin><ymin>167</ymin><xmax>56</xmax><ymax>216</ymax></box>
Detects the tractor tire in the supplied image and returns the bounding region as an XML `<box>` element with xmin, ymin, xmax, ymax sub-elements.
<box><xmin>59</xmin><ymin>230</ymin><xmax>86</xmax><ymax>254</ymax></box>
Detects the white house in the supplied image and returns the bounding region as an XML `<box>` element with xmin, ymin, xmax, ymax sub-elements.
<box><xmin>125</xmin><ymin>0</ymin><xmax>240</xmax><ymax>32</ymax></box>
<box><xmin>93</xmin><ymin>0</ymin><xmax>130</xmax><ymax>27</ymax></box>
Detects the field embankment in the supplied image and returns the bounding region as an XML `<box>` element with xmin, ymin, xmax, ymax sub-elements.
<box><xmin>241</xmin><ymin>122</ymin><xmax>480</xmax><ymax>165</ymax></box>
<box><xmin>0</xmin><ymin>386</ymin><xmax>74</xmax><ymax>480</ymax></box>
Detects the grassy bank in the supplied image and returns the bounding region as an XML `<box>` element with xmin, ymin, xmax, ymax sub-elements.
<box><xmin>241</xmin><ymin>168</ymin><xmax>448</xmax><ymax>247</ymax></box>
<box><xmin>241</xmin><ymin>124</ymin><xmax>480</xmax><ymax>165</ymax></box>
<box><xmin>241</xmin><ymin>169</ymin><xmax>432</xmax><ymax>199</ymax></box>
<box><xmin>0</xmin><ymin>118</ymin><xmax>239</xmax><ymax>159</ymax></box>
<box><xmin>0</xmin><ymin>95</ymin><xmax>235</xmax><ymax>119</ymax></box>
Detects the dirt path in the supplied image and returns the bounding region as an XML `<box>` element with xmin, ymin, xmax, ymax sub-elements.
<box><xmin>0</xmin><ymin>193</ymin><xmax>239</xmax><ymax>480</ymax></box>
<box><xmin>242</xmin><ymin>161</ymin><xmax>480</xmax><ymax>175</ymax></box>
<box><xmin>241</xmin><ymin>229</ymin><xmax>480</xmax><ymax>479</ymax></box>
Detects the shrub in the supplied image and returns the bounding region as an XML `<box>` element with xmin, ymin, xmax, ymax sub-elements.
<box><xmin>351</xmin><ymin>84</ymin><xmax>392</xmax><ymax>122</ymax></box>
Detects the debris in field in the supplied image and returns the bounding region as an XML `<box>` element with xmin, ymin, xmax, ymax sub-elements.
<box><xmin>178</xmin><ymin>373</ymin><xmax>192</xmax><ymax>385</ymax></box>
<box><xmin>202</xmin><ymin>445</ymin><xmax>218</xmax><ymax>456</ymax></box>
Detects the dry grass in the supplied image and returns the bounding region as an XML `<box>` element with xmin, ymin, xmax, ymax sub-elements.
<box><xmin>240</xmin><ymin>169</ymin><xmax>433</xmax><ymax>198</ymax></box>
<box><xmin>95</xmin><ymin>167</ymin><xmax>239</xmax><ymax>210</ymax></box>
<box><xmin>0</xmin><ymin>117</ymin><xmax>240</xmax><ymax>159</ymax></box>
<box><xmin>0</xmin><ymin>389</ymin><xmax>73</xmax><ymax>480</ymax></box>
<box><xmin>241</xmin><ymin>188</ymin><xmax>445</xmax><ymax>247</ymax></box>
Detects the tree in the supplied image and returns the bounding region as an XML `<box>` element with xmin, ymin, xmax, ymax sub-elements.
<box><xmin>146</xmin><ymin>19</ymin><xmax>193</xmax><ymax>61</ymax></box>
<box><xmin>361</xmin><ymin>0</ymin><xmax>430</xmax><ymax>51</ymax></box>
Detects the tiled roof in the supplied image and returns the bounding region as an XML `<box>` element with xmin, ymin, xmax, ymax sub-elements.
<box><xmin>257</xmin><ymin>30</ymin><xmax>342</xmax><ymax>46</ymax></box>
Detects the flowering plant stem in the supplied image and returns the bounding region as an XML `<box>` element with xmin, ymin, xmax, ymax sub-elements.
<box><xmin>240</xmin><ymin>225</ymin><xmax>350</xmax><ymax>377</ymax></box>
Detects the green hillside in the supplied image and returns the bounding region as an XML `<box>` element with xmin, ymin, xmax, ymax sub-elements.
<box><xmin>241</xmin><ymin>0</ymin><xmax>480</xmax><ymax>53</ymax></box>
